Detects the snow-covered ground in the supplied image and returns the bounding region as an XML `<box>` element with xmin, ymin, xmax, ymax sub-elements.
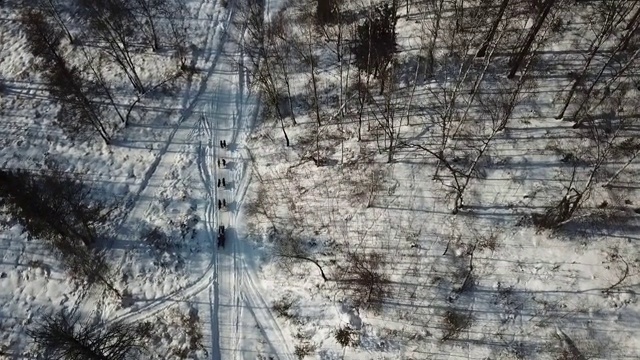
<box><xmin>236</xmin><ymin>1</ymin><xmax>640</xmax><ymax>360</ymax></box>
<box><xmin>1</xmin><ymin>0</ymin><xmax>640</xmax><ymax>359</ymax></box>
<box><xmin>101</xmin><ymin>0</ymin><xmax>300</xmax><ymax>358</ymax></box>
<box><xmin>1</xmin><ymin>0</ymin><xmax>297</xmax><ymax>358</ymax></box>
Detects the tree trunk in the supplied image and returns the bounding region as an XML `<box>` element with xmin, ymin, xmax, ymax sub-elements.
<box><xmin>356</xmin><ymin>71</ymin><xmax>370</xmax><ymax>142</ymax></box>
<box><xmin>279</xmin><ymin>116</ymin><xmax>290</xmax><ymax>147</ymax></box>
<box><xmin>283</xmin><ymin>71</ymin><xmax>296</xmax><ymax>125</ymax></box>
<box><xmin>310</xmin><ymin>53</ymin><xmax>321</xmax><ymax>127</ymax></box>
<box><xmin>603</xmin><ymin>148</ymin><xmax>640</xmax><ymax>187</ymax></box>
<box><xmin>141</xmin><ymin>3</ymin><xmax>160</xmax><ymax>51</ymax></box>
<box><xmin>624</xmin><ymin>5</ymin><xmax>640</xmax><ymax>31</ymax></box>
<box><xmin>477</xmin><ymin>0</ymin><xmax>510</xmax><ymax>57</ymax></box>
<box><xmin>46</xmin><ymin>0</ymin><xmax>74</xmax><ymax>44</ymax></box>
<box><xmin>336</xmin><ymin>9</ymin><xmax>345</xmax><ymax>119</ymax></box>
<box><xmin>555</xmin><ymin>36</ymin><xmax>609</xmax><ymax>119</ymax></box>
<box><xmin>427</xmin><ymin>0</ymin><xmax>444</xmax><ymax>76</ymax></box>
<box><xmin>279</xmin><ymin>254</ymin><xmax>328</xmax><ymax>281</ymax></box>
<box><xmin>507</xmin><ymin>0</ymin><xmax>555</xmax><ymax>79</ymax></box>
<box><xmin>572</xmin><ymin>46</ymin><xmax>640</xmax><ymax>128</ymax></box>
<box><xmin>82</xmin><ymin>49</ymin><xmax>126</xmax><ymax>124</ymax></box>
<box><xmin>454</xmin><ymin>0</ymin><xmax>464</xmax><ymax>33</ymax></box>
<box><xmin>557</xmin><ymin>3</ymin><xmax>636</xmax><ymax>120</ymax></box>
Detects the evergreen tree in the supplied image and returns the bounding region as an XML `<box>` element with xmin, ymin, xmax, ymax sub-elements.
<box><xmin>21</xmin><ymin>9</ymin><xmax>111</xmax><ymax>143</ymax></box>
<box><xmin>27</xmin><ymin>310</ymin><xmax>150</xmax><ymax>360</ymax></box>
<box><xmin>352</xmin><ymin>2</ymin><xmax>397</xmax><ymax>78</ymax></box>
<box><xmin>316</xmin><ymin>0</ymin><xmax>338</xmax><ymax>24</ymax></box>
<box><xmin>0</xmin><ymin>167</ymin><xmax>119</xmax><ymax>295</ymax></box>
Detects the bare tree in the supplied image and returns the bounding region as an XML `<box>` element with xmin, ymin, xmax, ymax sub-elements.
<box><xmin>0</xmin><ymin>166</ymin><xmax>119</xmax><ymax>295</ymax></box>
<box><xmin>274</xmin><ymin>233</ymin><xmax>329</xmax><ymax>282</ymax></box>
<box><xmin>249</xmin><ymin>10</ymin><xmax>293</xmax><ymax>146</ymax></box>
<box><xmin>21</xmin><ymin>9</ymin><xmax>63</xmax><ymax>66</ymax></box>
<box><xmin>27</xmin><ymin>310</ymin><xmax>150</xmax><ymax>360</ymax></box>
<box><xmin>476</xmin><ymin>0</ymin><xmax>510</xmax><ymax>57</ymax></box>
<box><xmin>335</xmin><ymin>251</ymin><xmax>390</xmax><ymax>311</ymax></box>
<box><xmin>49</xmin><ymin>59</ymin><xmax>112</xmax><ymax>142</ymax></box>
<box><xmin>411</xmin><ymin>44</ymin><xmax>536</xmax><ymax>213</ymax></box>
<box><xmin>270</xmin><ymin>12</ymin><xmax>297</xmax><ymax>125</ymax></box>
<box><xmin>241</xmin><ymin>4</ymin><xmax>292</xmax><ymax>147</ymax></box>
<box><xmin>412</xmin><ymin>0</ymin><xmax>501</xmax><ymax>180</ymax></box>
<box><xmin>130</xmin><ymin>0</ymin><xmax>166</xmax><ymax>51</ymax></box>
<box><xmin>242</xmin><ymin>0</ymin><xmax>266</xmax><ymax>70</ymax></box>
<box><xmin>354</xmin><ymin>70</ymin><xmax>372</xmax><ymax>141</ymax></box>
<box><xmin>370</xmin><ymin>64</ymin><xmax>402</xmax><ymax>162</ymax></box>
<box><xmin>162</xmin><ymin>0</ymin><xmax>189</xmax><ymax>69</ymax></box>
<box><xmin>507</xmin><ymin>0</ymin><xmax>556</xmax><ymax>79</ymax></box>
<box><xmin>555</xmin><ymin>0</ymin><xmax>636</xmax><ymax>119</ymax></box>
<box><xmin>568</xmin><ymin>4</ymin><xmax>640</xmax><ymax>127</ymax></box>
<box><xmin>297</xmin><ymin>26</ymin><xmax>324</xmax><ymax>162</ymax></box>
<box><xmin>602</xmin><ymin>138</ymin><xmax>640</xmax><ymax>187</ymax></box>
<box><xmin>78</xmin><ymin>0</ymin><xmax>146</xmax><ymax>93</ymax></box>
<box><xmin>301</xmin><ymin>26</ymin><xmax>322</xmax><ymax>127</ymax></box>
<box><xmin>38</xmin><ymin>0</ymin><xmax>74</xmax><ymax>43</ymax></box>
<box><xmin>352</xmin><ymin>1</ymin><xmax>398</xmax><ymax>94</ymax></box>
<box><xmin>81</xmin><ymin>51</ymin><xmax>126</xmax><ymax>124</ymax></box>
<box><xmin>620</xmin><ymin>4</ymin><xmax>640</xmax><ymax>50</ymax></box>
<box><xmin>21</xmin><ymin>9</ymin><xmax>111</xmax><ymax>143</ymax></box>
<box><xmin>419</xmin><ymin>0</ymin><xmax>445</xmax><ymax>76</ymax></box>
<box><xmin>534</xmin><ymin>107</ymin><xmax>634</xmax><ymax>228</ymax></box>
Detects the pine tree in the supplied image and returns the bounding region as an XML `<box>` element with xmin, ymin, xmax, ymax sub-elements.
<box><xmin>316</xmin><ymin>0</ymin><xmax>339</xmax><ymax>24</ymax></box>
<box><xmin>21</xmin><ymin>9</ymin><xmax>111</xmax><ymax>143</ymax></box>
<box><xmin>27</xmin><ymin>310</ymin><xmax>150</xmax><ymax>360</ymax></box>
<box><xmin>352</xmin><ymin>2</ymin><xmax>397</xmax><ymax>78</ymax></box>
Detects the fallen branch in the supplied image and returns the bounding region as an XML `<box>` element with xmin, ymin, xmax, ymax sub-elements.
<box><xmin>602</xmin><ymin>255</ymin><xmax>629</xmax><ymax>294</ymax></box>
<box><xmin>276</xmin><ymin>254</ymin><xmax>328</xmax><ymax>281</ymax></box>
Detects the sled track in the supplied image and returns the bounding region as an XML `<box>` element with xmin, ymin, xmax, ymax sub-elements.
<box><xmin>111</xmin><ymin>2</ymin><xmax>234</xmax><ymax>325</ymax></box>
<box><xmin>113</xmin><ymin>1</ymin><xmax>298</xmax><ymax>358</ymax></box>
<box><xmin>213</xmin><ymin>62</ymin><xmax>243</xmax><ymax>360</ymax></box>
<box><xmin>201</xmin><ymin>98</ymin><xmax>221</xmax><ymax>360</ymax></box>
<box><xmin>113</xmin><ymin>0</ymin><xmax>230</xmax><ymax>238</ymax></box>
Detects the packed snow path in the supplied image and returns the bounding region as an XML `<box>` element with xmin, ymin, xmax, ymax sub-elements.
<box><xmin>204</xmin><ymin>12</ymin><xmax>295</xmax><ymax>360</ymax></box>
<box><xmin>108</xmin><ymin>0</ymin><xmax>295</xmax><ymax>359</ymax></box>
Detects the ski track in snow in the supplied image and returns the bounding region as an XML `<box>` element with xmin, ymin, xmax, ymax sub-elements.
<box><xmin>109</xmin><ymin>0</ymin><xmax>296</xmax><ymax>359</ymax></box>
<box><xmin>115</xmin><ymin>0</ymin><xmax>217</xmax><ymax>230</ymax></box>
<box><xmin>211</xmin><ymin>27</ymin><xmax>250</xmax><ymax>359</ymax></box>
<box><xmin>111</xmin><ymin>0</ymin><xmax>231</xmax><ymax>323</ymax></box>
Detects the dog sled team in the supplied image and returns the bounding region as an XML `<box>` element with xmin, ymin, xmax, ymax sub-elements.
<box><xmin>218</xmin><ymin>139</ymin><xmax>229</xmax><ymax>248</ymax></box>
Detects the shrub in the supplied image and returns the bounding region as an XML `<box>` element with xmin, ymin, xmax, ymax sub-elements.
<box><xmin>272</xmin><ymin>297</ymin><xmax>295</xmax><ymax>319</ymax></box>
<box><xmin>441</xmin><ymin>309</ymin><xmax>472</xmax><ymax>341</ymax></box>
<box><xmin>294</xmin><ymin>342</ymin><xmax>315</xmax><ymax>359</ymax></box>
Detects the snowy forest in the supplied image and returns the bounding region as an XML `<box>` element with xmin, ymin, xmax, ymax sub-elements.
<box><xmin>0</xmin><ymin>0</ymin><xmax>639</xmax><ymax>359</ymax></box>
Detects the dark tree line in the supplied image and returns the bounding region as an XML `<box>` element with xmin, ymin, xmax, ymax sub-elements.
<box><xmin>27</xmin><ymin>310</ymin><xmax>150</xmax><ymax>360</ymax></box>
<box><xmin>20</xmin><ymin>0</ymin><xmax>188</xmax><ymax>143</ymax></box>
<box><xmin>0</xmin><ymin>166</ymin><xmax>119</xmax><ymax>296</ymax></box>
<box><xmin>22</xmin><ymin>9</ymin><xmax>112</xmax><ymax>143</ymax></box>
<box><xmin>352</xmin><ymin>1</ymin><xmax>398</xmax><ymax>95</ymax></box>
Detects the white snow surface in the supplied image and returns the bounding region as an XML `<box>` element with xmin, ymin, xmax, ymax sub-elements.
<box><xmin>1</xmin><ymin>0</ymin><xmax>640</xmax><ymax>360</ymax></box>
<box><xmin>1</xmin><ymin>0</ymin><xmax>296</xmax><ymax>358</ymax></box>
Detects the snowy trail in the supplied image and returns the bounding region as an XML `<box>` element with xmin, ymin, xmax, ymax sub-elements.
<box><xmin>201</xmin><ymin>102</ymin><xmax>221</xmax><ymax>359</ymax></box>
<box><xmin>203</xmin><ymin>8</ymin><xmax>295</xmax><ymax>359</ymax></box>
<box><xmin>109</xmin><ymin>0</ymin><xmax>296</xmax><ymax>358</ymax></box>
<box><xmin>208</xmin><ymin>76</ymin><xmax>235</xmax><ymax>359</ymax></box>
<box><xmin>110</xmin><ymin>0</ymin><xmax>232</xmax><ymax>324</ymax></box>
<box><xmin>112</xmin><ymin>0</ymin><xmax>225</xmax><ymax>233</ymax></box>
